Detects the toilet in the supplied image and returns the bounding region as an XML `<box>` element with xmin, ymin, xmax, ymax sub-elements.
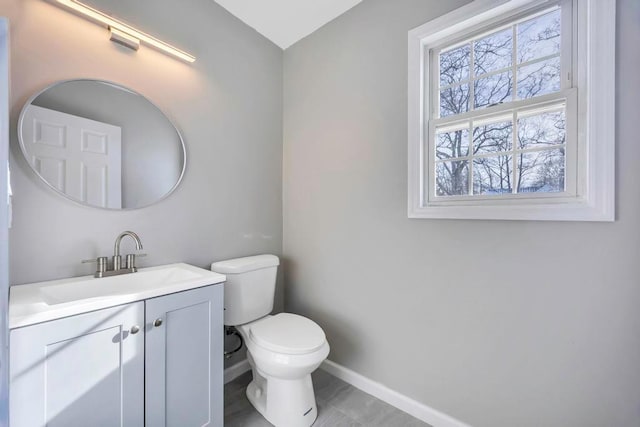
<box><xmin>212</xmin><ymin>255</ymin><xmax>329</xmax><ymax>427</ymax></box>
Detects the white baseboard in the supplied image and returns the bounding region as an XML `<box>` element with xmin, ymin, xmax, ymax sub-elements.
<box><xmin>320</xmin><ymin>360</ymin><xmax>472</xmax><ymax>427</ymax></box>
<box><xmin>224</xmin><ymin>359</ymin><xmax>251</xmax><ymax>384</ymax></box>
<box><xmin>224</xmin><ymin>357</ymin><xmax>470</xmax><ymax>427</ymax></box>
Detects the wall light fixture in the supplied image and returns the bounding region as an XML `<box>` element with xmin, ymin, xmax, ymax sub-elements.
<box><xmin>51</xmin><ymin>0</ymin><xmax>196</xmax><ymax>63</ymax></box>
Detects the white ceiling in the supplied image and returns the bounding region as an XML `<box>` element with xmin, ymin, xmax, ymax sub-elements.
<box><xmin>213</xmin><ymin>0</ymin><xmax>363</xmax><ymax>49</ymax></box>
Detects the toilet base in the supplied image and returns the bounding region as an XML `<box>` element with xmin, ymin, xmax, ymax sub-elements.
<box><xmin>246</xmin><ymin>364</ymin><xmax>318</xmax><ymax>427</ymax></box>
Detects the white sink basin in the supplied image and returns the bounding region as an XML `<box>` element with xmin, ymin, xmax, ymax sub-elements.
<box><xmin>10</xmin><ymin>263</ymin><xmax>226</xmax><ymax>329</ymax></box>
<box><xmin>40</xmin><ymin>265</ymin><xmax>202</xmax><ymax>305</ymax></box>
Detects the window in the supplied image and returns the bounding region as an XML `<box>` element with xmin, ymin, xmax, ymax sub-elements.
<box><xmin>408</xmin><ymin>0</ymin><xmax>615</xmax><ymax>221</ymax></box>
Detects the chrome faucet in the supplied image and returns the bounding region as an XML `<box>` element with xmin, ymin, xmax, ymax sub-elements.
<box><xmin>82</xmin><ymin>231</ymin><xmax>146</xmax><ymax>278</ymax></box>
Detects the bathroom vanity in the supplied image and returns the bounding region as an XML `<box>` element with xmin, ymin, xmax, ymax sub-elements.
<box><xmin>8</xmin><ymin>263</ymin><xmax>225</xmax><ymax>427</ymax></box>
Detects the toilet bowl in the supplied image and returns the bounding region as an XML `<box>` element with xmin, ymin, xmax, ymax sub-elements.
<box><xmin>237</xmin><ymin>313</ymin><xmax>329</xmax><ymax>426</ymax></box>
<box><xmin>211</xmin><ymin>255</ymin><xmax>330</xmax><ymax>427</ymax></box>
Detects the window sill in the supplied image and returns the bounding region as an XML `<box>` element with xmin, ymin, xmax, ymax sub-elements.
<box><xmin>409</xmin><ymin>199</ymin><xmax>614</xmax><ymax>221</ymax></box>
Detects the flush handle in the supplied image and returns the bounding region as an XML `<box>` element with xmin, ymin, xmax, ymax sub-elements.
<box><xmin>153</xmin><ymin>318</ymin><xmax>163</xmax><ymax>327</ymax></box>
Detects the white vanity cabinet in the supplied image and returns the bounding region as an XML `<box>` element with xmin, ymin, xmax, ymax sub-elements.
<box><xmin>9</xmin><ymin>284</ymin><xmax>223</xmax><ymax>427</ymax></box>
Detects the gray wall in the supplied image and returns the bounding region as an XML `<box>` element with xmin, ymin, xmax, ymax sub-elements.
<box><xmin>4</xmin><ymin>0</ymin><xmax>284</xmax><ymax>351</ymax></box>
<box><xmin>33</xmin><ymin>80</ymin><xmax>184</xmax><ymax>209</ymax></box>
<box><xmin>283</xmin><ymin>1</ymin><xmax>640</xmax><ymax>426</ymax></box>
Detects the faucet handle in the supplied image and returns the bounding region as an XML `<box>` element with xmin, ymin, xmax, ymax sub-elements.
<box><xmin>81</xmin><ymin>256</ymin><xmax>107</xmax><ymax>264</ymax></box>
<box><xmin>81</xmin><ymin>256</ymin><xmax>108</xmax><ymax>274</ymax></box>
<box><xmin>125</xmin><ymin>253</ymin><xmax>147</xmax><ymax>270</ymax></box>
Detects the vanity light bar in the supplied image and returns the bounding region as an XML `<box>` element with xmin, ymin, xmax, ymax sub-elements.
<box><xmin>52</xmin><ymin>0</ymin><xmax>196</xmax><ymax>63</ymax></box>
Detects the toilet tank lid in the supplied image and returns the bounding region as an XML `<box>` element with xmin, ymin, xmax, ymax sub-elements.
<box><xmin>211</xmin><ymin>254</ymin><xmax>279</xmax><ymax>274</ymax></box>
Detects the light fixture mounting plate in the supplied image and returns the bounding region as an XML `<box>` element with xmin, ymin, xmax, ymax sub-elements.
<box><xmin>109</xmin><ymin>27</ymin><xmax>140</xmax><ymax>51</ymax></box>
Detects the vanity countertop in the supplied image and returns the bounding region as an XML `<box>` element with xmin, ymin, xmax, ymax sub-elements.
<box><xmin>9</xmin><ymin>263</ymin><xmax>225</xmax><ymax>329</ymax></box>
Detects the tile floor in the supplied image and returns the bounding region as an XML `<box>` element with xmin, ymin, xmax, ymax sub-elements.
<box><xmin>224</xmin><ymin>369</ymin><xmax>431</xmax><ymax>426</ymax></box>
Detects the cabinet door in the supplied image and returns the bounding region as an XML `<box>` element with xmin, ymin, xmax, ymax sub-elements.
<box><xmin>10</xmin><ymin>302</ymin><xmax>145</xmax><ymax>427</ymax></box>
<box><xmin>145</xmin><ymin>285</ymin><xmax>223</xmax><ymax>427</ymax></box>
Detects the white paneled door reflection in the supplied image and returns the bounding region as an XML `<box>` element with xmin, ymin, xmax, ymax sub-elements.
<box><xmin>21</xmin><ymin>105</ymin><xmax>122</xmax><ymax>208</ymax></box>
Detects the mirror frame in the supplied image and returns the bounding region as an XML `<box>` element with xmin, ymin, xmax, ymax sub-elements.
<box><xmin>17</xmin><ymin>78</ymin><xmax>187</xmax><ymax>210</ymax></box>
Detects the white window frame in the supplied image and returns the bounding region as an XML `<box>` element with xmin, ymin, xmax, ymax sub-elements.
<box><xmin>408</xmin><ymin>0</ymin><xmax>616</xmax><ymax>221</ymax></box>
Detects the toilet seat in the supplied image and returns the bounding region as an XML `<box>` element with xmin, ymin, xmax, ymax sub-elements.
<box><xmin>249</xmin><ymin>313</ymin><xmax>326</xmax><ymax>355</ymax></box>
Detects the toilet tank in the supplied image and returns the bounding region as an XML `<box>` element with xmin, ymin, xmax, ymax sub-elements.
<box><xmin>211</xmin><ymin>254</ymin><xmax>279</xmax><ymax>326</ymax></box>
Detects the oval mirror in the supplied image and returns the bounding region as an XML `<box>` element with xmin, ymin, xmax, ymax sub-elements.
<box><xmin>18</xmin><ymin>79</ymin><xmax>186</xmax><ymax>210</ymax></box>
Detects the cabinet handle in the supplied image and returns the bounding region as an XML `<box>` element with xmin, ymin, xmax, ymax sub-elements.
<box><xmin>153</xmin><ymin>318</ymin><xmax>163</xmax><ymax>327</ymax></box>
<box><xmin>130</xmin><ymin>325</ymin><xmax>140</xmax><ymax>334</ymax></box>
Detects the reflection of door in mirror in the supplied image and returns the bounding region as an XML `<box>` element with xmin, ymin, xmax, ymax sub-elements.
<box><xmin>18</xmin><ymin>79</ymin><xmax>186</xmax><ymax>210</ymax></box>
<box><xmin>21</xmin><ymin>105</ymin><xmax>122</xmax><ymax>209</ymax></box>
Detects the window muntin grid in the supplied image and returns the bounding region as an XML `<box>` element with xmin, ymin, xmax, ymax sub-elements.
<box><xmin>434</xmin><ymin>103</ymin><xmax>567</xmax><ymax>198</ymax></box>
<box><xmin>429</xmin><ymin>5</ymin><xmax>571</xmax><ymax>200</ymax></box>
<box><xmin>436</xmin><ymin>7</ymin><xmax>562</xmax><ymax>119</ymax></box>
